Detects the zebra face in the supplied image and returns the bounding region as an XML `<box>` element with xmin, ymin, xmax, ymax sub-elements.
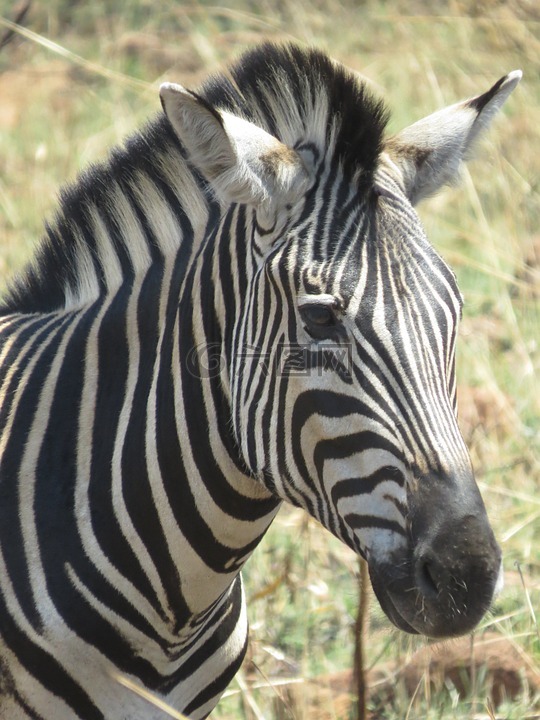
<box><xmin>225</xmin><ymin>170</ymin><xmax>503</xmax><ymax>638</ymax></box>
<box><xmin>268</xmin><ymin>172</ymin><xmax>503</xmax><ymax>639</ymax></box>
<box><xmin>161</xmin><ymin>54</ymin><xmax>519</xmax><ymax>639</ymax></box>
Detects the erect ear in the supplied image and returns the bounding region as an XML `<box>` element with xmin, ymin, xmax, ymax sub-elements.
<box><xmin>160</xmin><ymin>82</ymin><xmax>311</xmax><ymax>207</ymax></box>
<box><xmin>384</xmin><ymin>70</ymin><xmax>522</xmax><ymax>205</ymax></box>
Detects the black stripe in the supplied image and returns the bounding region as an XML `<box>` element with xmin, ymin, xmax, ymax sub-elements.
<box><xmin>0</xmin><ymin>592</ymin><xmax>104</xmax><ymax>719</ymax></box>
<box><xmin>344</xmin><ymin>514</ymin><xmax>407</xmax><ymax>535</ymax></box>
<box><xmin>0</xmin><ymin>314</ymin><xmax>74</xmax><ymax>633</ymax></box>
<box><xmin>331</xmin><ymin>466</ymin><xmax>405</xmax><ymax>506</ymax></box>
<box><xmin>182</xmin><ymin>579</ymin><xmax>246</xmax><ymax>711</ymax></box>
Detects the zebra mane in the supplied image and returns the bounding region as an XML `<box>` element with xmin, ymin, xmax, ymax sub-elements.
<box><xmin>1</xmin><ymin>44</ymin><xmax>388</xmax><ymax>314</ymax></box>
<box><xmin>200</xmin><ymin>43</ymin><xmax>388</xmax><ymax>186</ymax></box>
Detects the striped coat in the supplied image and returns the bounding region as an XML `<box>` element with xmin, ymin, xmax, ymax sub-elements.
<box><xmin>0</xmin><ymin>44</ymin><xmax>519</xmax><ymax>718</ymax></box>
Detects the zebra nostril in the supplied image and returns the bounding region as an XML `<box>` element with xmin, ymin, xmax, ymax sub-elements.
<box><xmin>416</xmin><ymin>557</ymin><xmax>440</xmax><ymax>598</ymax></box>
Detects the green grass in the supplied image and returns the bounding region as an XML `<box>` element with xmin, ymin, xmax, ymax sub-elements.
<box><xmin>0</xmin><ymin>1</ymin><xmax>538</xmax><ymax>718</ymax></box>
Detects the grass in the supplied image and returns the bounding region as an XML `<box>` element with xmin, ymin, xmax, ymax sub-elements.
<box><xmin>0</xmin><ymin>0</ymin><xmax>538</xmax><ymax>718</ymax></box>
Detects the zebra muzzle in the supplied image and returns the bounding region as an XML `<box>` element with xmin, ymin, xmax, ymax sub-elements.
<box><xmin>368</xmin><ymin>484</ymin><xmax>502</xmax><ymax>638</ymax></box>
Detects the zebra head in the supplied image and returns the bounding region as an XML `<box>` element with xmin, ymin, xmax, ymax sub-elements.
<box><xmin>161</xmin><ymin>46</ymin><xmax>520</xmax><ymax>638</ymax></box>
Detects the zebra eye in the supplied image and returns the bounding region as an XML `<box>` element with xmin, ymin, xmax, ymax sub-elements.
<box><xmin>298</xmin><ymin>296</ymin><xmax>342</xmax><ymax>339</ymax></box>
<box><xmin>301</xmin><ymin>304</ymin><xmax>336</xmax><ymax>327</ymax></box>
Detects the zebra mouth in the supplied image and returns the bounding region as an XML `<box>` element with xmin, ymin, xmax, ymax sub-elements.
<box><xmin>362</xmin><ymin>471</ymin><xmax>503</xmax><ymax>639</ymax></box>
<box><xmin>373</xmin><ymin>589</ymin><xmax>420</xmax><ymax>635</ymax></box>
<box><xmin>368</xmin><ymin>565</ymin><xmax>420</xmax><ymax>635</ymax></box>
<box><xmin>367</xmin><ymin>552</ymin><xmax>501</xmax><ymax>639</ymax></box>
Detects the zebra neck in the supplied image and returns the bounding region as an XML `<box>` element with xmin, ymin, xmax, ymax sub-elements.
<box><xmin>0</xmin><ymin>117</ymin><xmax>219</xmax><ymax>315</ymax></box>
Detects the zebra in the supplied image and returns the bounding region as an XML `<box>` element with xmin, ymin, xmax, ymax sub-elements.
<box><xmin>0</xmin><ymin>43</ymin><xmax>520</xmax><ymax>719</ymax></box>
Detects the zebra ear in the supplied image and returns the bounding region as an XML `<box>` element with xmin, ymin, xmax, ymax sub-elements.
<box><xmin>160</xmin><ymin>82</ymin><xmax>311</xmax><ymax>207</ymax></box>
<box><xmin>384</xmin><ymin>70</ymin><xmax>522</xmax><ymax>205</ymax></box>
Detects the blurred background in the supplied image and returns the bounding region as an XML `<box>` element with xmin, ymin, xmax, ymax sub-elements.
<box><xmin>0</xmin><ymin>1</ymin><xmax>538</xmax><ymax>718</ymax></box>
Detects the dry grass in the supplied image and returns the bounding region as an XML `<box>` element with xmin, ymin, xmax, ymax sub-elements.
<box><xmin>0</xmin><ymin>0</ymin><xmax>538</xmax><ymax>718</ymax></box>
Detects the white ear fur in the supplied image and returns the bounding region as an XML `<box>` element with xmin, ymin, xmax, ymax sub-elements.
<box><xmin>385</xmin><ymin>70</ymin><xmax>522</xmax><ymax>205</ymax></box>
<box><xmin>159</xmin><ymin>82</ymin><xmax>311</xmax><ymax>207</ymax></box>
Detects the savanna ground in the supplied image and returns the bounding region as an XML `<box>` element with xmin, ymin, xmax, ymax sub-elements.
<box><xmin>0</xmin><ymin>0</ymin><xmax>538</xmax><ymax>718</ymax></box>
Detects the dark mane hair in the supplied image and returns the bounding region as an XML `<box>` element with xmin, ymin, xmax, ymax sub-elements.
<box><xmin>1</xmin><ymin>44</ymin><xmax>388</xmax><ymax>314</ymax></box>
<box><xmin>201</xmin><ymin>43</ymin><xmax>388</xmax><ymax>185</ymax></box>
